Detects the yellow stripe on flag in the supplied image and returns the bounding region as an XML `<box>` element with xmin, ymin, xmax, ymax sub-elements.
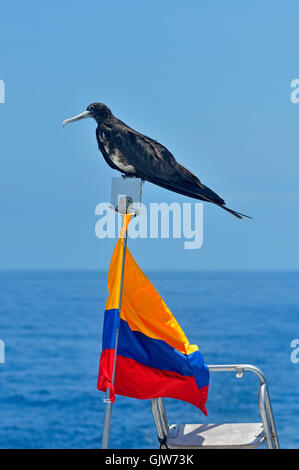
<box><xmin>105</xmin><ymin>215</ymin><xmax>198</xmax><ymax>356</ymax></box>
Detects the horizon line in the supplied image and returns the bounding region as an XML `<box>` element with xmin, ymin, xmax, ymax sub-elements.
<box><xmin>0</xmin><ymin>267</ymin><xmax>298</xmax><ymax>273</ymax></box>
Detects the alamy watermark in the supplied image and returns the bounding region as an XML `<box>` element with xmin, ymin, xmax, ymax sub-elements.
<box><xmin>290</xmin><ymin>79</ymin><xmax>299</xmax><ymax>103</ymax></box>
<box><xmin>0</xmin><ymin>79</ymin><xmax>5</xmax><ymax>103</ymax></box>
<box><xmin>0</xmin><ymin>339</ymin><xmax>5</xmax><ymax>363</ymax></box>
<box><xmin>290</xmin><ymin>339</ymin><xmax>299</xmax><ymax>364</ymax></box>
<box><xmin>95</xmin><ymin>201</ymin><xmax>203</xmax><ymax>250</ymax></box>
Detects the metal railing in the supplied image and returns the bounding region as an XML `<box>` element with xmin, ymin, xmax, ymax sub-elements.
<box><xmin>152</xmin><ymin>363</ymin><xmax>279</xmax><ymax>449</ymax></box>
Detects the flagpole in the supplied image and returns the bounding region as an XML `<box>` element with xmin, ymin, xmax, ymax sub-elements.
<box><xmin>102</xmin><ymin>207</ymin><xmax>129</xmax><ymax>449</ymax></box>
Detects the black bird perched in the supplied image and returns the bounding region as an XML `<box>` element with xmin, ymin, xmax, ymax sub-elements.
<box><xmin>63</xmin><ymin>102</ymin><xmax>250</xmax><ymax>219</ymax></box>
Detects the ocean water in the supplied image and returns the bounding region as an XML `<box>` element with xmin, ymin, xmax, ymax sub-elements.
<box><xmin>0</xmin><ymin>270</ymin><xmax>298</xmax><ymax>449</ymax></box>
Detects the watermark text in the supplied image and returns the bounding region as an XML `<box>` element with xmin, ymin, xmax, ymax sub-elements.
<box><xmin>290</xmin><ymin>79</ymin><xmax>299</xmax><ymax>103</ymax></box>
<box><xmin>95</xmin><ymin>202</ymin><xmax>203</xmax><ymax>250</ymax></box>
<box><xmin>290</xmin><ymin>339</ymin><xmax>299</xmax><ymax>364</ymax></box>
<box><xmin>0</xmin><ymin>79</ymin><xmax>5</xmax><ymax>103</ymax></box>
<box><xmin>0</xmin><ymin>339</ymin><xmax>5</xmax><ymax>363</ymax></box>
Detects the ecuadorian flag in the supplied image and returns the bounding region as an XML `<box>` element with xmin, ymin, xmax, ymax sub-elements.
<box><xmin>97</xmin><ymin>215</ymin><xmax>209</xmax><ymax>415</ymax></box>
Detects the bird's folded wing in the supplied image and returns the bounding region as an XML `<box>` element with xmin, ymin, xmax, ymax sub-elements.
<box><xmin>111</xmin><ymin>124</ymin><xmax>225</xmax><ymax>205</ymax></box>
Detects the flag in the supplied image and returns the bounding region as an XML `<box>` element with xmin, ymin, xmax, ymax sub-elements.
<box><xmin>97</xmin><ymin>215</ymin><xmax>209</xmax><ymax>415</ymax></box>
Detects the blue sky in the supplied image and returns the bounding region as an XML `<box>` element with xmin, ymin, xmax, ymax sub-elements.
<box><xmin>0</xmin><ymin>0</ymin><xmax>298</xmax><ymax>270</ymax></box>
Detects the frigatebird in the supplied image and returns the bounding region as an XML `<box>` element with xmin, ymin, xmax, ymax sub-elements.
<box><xmin>63</xmin><ymin>102</ymin><xmax>250</xmax><ymax>219</ymax></box>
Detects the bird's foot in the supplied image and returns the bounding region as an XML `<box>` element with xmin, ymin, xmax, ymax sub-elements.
<box><xmin>121</xmin><ymin>173</ymin><xmax>139</xmax><ymax>180</ymax></box>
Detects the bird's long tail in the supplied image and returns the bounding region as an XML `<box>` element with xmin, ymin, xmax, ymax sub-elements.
<box><xmin>179</xmin><ymin>188</ymin><xmax>252</xmax><ymax>220</ymax></box>
<box><xmin>214</xmin><ymin>203</ymin><xmax>252</xmax><ymax>219</ymax></box>
<box><xmin>195</xmin><ymin>190</ymin><xmax>251</xmax><ymax>219</ymax></box>
<box><xmin>141</xmin><ymin>175</ymin><xmax>252</xmax><ymax>219</ymax></box>
<box><xmin>192</xmin><ymin>190</ymin><xmax>252</xmax><ymax>219</ymax></box>
<box><xmin>186</xmin><ymin>184</ymin><xmax>252</xmax><ymax>219</ymax></box>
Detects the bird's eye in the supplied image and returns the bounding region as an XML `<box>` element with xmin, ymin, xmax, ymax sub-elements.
<box><xmin>87</xmin><ymin>105</ymin><xmax>94</xmax><ymax>112</ymax></box>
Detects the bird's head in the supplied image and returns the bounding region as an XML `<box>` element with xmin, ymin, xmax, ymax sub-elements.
<box><xmin>62</xmin><ymin>102</ymin><xmax>112</xmax><ymax>127</ymax></box>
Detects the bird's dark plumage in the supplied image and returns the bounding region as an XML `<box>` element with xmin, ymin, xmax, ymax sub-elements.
<box><xmin>63</xmin><ymin>102</ymin><xmax>250</xmax><ymax>219</ymax></box>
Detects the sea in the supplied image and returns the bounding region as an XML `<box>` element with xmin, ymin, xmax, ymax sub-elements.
<box><xmin>0</xmin><ymin>270</ymin><xmax>298</xmax><ymax>449</ymax></box>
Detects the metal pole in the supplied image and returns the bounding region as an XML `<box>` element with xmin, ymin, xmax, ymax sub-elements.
<box><xmin>102</xmin><ymin>211</ymin><xmax>129</xmax><ymax>449</ymax></box>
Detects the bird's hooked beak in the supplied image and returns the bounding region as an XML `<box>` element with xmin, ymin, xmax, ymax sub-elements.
<box><xmin>62</xmin><ymin>110</ymin><xmax>92</xmax><ymax>127</ymax></box>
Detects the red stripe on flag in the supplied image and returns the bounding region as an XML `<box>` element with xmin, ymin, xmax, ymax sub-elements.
<box><xmin>97</xmin><ymin>349</ymin><xmax>116</xmax><ymax>402</ymax></box>
<box><xmin>98</xmin><ymin>350</ymin><xmax>208</xmax><ymax>414</ymax></box>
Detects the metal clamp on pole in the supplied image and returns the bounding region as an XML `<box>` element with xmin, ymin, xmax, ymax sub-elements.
<box><xmin>102</xmin><ymin>398</ymin><xmax>112</xmax><ymax>404</ymax></box>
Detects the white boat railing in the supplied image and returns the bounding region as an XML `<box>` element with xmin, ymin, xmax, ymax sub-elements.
<box><xmin>152</xmin><ymin>363</ymin><xmax>279</xmax><ymax>449</ymax></box>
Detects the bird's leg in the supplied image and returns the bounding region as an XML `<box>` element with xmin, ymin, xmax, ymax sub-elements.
<box><xmin>122</xmin><ymin>173</ymin><xmax>138</xmax><ymax>180</ymax></box>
